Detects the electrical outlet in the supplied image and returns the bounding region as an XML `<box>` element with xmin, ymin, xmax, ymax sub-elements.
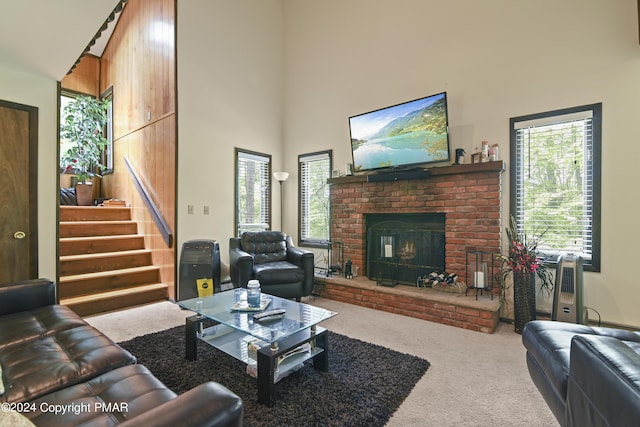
<box><xmin>187</xmin><ymin>205</ymin><xmax>194</xmax><ymax>214</ymax></box>
<box><xmin>204</xmin><ymin>205</ymin><xmax>210</xmax><ymax>215</ymax></box>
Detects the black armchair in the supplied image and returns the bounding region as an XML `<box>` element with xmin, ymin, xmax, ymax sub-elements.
<box><xmin>229</xmin><ymin>231</ymin><xmax>314</xmax><ymax>301</ymax></box>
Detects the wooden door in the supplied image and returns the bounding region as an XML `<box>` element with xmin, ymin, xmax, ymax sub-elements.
<box><xmin>0</xmin><ymin>100</ymin><xmax>38</xmax><ymax>283</ymax></box>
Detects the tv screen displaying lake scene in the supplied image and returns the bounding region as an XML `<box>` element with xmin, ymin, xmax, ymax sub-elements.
<box><xmin>349</xmin><ymin>92</ymin><xmax>450</xmax><ymax>172</ymax></box>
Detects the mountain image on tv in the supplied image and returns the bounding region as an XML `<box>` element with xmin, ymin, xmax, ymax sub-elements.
<box><xmin>350</xmin><ymin>93</ymin><xmax>449</xmax><ymax>172</ymax></box>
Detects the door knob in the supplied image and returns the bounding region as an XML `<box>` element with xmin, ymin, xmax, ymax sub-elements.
<box><xmin>13</xmin><ymin>231</ymin><xmax>26</xmax><ymax>239</ymax></box>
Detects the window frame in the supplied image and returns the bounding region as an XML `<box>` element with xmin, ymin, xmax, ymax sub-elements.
<box><xmin>59</xmin><ymin>90</ymin><xmax>79</xmax><ymax>175</ymax></box>
<box><xmin>298</xmin><ymin>150</ymin><xmax>332</xmax><ymax>248</ymax></box>
<box><xmin>100</xmin><ymin>86</ymin><xmax>114</xmax><ymax>175</ymax></box>
<box><xmin>509</xmin><ymin>103</ymin><xmax>602</xmax><ymax>272</ymax></box>
<box><xmin>234</xmin><ymin>148</ymin><xmax>272</xmax><ymax>237</ymax></box>
<box><xmin>60</xmin><ymin>89</ymin><xmax>112</xmax><ymax>177</ymax></box>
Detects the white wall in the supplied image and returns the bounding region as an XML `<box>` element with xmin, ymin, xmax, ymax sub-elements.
<box><xmin>0</xmin><ymin>65</ymin><xmax>59</xmax><ymax>280</ymax></box>
<box><xmin>3</xmin><ymin>0</ymin><xmax>636</xmax><ymax>326</ymax></box>
<box><xmin>177</xmin><ymin>0</ymin><xmax>284</xmax><ymax>264</ymax></box>
<box><xmin>283</xmin><ymin>0</ymin><xmax>640</xmax><ymax>327</ymax></box>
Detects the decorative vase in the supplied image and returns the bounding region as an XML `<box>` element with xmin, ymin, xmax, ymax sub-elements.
<box><xmin>513</xmin><ymin>271</ymin><xmax>536</xmax><ymax>334</ymax></box>
<box><xmin>75</xmin><ymin>183</ymin><xmax>94</xmax><ymax>206</ymax></box>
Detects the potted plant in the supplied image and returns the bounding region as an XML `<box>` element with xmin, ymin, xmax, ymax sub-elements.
<box><xmin>497</xmin><ymin>216</ymin><xmax>554</xmax><ymax>334</ymax></box>
<box><xmin>60</xmin><ymin>96</ymin><xmax>110</xmax><ymax>205</ymax></box>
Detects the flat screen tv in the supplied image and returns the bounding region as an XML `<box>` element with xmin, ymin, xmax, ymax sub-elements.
<box><xmin>349</xmin><ymin>92</ymin><xmax>450</xmax><ymax>173</ymax></box>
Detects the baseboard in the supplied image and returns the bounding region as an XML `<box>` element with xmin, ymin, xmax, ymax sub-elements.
<box><xmin>519</xmin><ymin>310</ymin><xmax>640</xmax><ymax>331</ymax></box>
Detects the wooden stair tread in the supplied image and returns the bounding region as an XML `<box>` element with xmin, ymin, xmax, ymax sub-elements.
<box><xmin>60</xmin><ymin>249</ymin><xmax>151</xmax><ymax>262</ymax></box>
<box><xmin>60</xmin><ymin>206</ymin><xmax>130</xmax><ymax>210</ymax></box>
<box><xmin>59</xmin><ymin>235</ymin><xmax>145</xmax><ymax>256</ymax></box>
<box><xmin>60</xmin><ymin>220</ymin><xmax>136</xmax><ymax>225</ymax></box>
<box><xmin>59</xmin><ymin>221</ymin><xmax>138</xmax><ymax>238</ymax></box>
<box><xmin>59</xmin><ymin>265</ymin><xmax>160</xmax><ymax>282</ymax></box>
<box><xmin>60</xmin><ymin>283</ymin><xmax>167</xmax><ymax>305</ymax></box>
<box><xmin>60</xmin><ymin>206</ymin><xmax>132</xmax><ymax>221</ymax></box>
<box><xmin>60</xmin><ymin>234</ymin><xmax>143</xmax><ymax>242</ymax></box>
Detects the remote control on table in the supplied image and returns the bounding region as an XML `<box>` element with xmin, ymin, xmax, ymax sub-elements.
<box><xmin>253</xmin><ymin>308</ymin><xmax>286</xmax><ymax>322</ymax></box>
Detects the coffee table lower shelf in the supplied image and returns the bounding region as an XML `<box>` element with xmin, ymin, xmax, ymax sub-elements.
<box><xmin>185</xmin><ymin>315</ymin><xmax>329</xmax><ymax>406</ymax></box>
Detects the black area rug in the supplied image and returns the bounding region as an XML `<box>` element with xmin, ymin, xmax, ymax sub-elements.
<box><xmin>119</xmin><ymin>326</ymin><xmax>429</xmax><ymax>427</ymax></box>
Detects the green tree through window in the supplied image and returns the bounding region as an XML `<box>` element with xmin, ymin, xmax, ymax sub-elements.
<box><xmin>299</xmin><ymin>151</ymin><xmax>332</xmax><ymax>247</ymax></box>
<box><xmin>236</xmin><ymin>149</ymin><xmax>271</xmax><ymax>236</ymax></box>
<box><xmin>510</xmin><ymin>104</ymin><xmax>601</xmax><ymax>271</ymax></box>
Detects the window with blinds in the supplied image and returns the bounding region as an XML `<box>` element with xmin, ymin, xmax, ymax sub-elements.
<box><xmin>299</xmin><ymin>150</ymin><xmax>332</xmax><ymax>247</ymax></box>
<box><xmin>235</xmin><ymin>149</ymin><xmax>271</xmax><ymax>236</ymax></box>
<box><xmin>510</xmin><ymin>103</ymin><xmax>601</xmax><ymax>272</ymax></box>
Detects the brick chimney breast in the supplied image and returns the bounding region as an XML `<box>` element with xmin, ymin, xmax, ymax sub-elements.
<box><xmin>328</xmin><ymin>162</ymin><xmax>505</xmax><ymax>285</ymax></box>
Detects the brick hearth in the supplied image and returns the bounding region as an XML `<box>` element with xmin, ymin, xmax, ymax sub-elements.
<box><xmin>314</xmin><ymin>275</ymin><xmax>501</xmax><ymax>333</ymax></box>
<box><xmin>324</xmin><ymin>161</ymin><xmax>505</xmax><ymax>332</ymax></box>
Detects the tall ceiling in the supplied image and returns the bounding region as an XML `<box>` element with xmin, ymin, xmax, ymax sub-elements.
<box><xmin>0</xmin><ymin>0</ymin><xmax>121</xmax><ymax>80</ymax></box>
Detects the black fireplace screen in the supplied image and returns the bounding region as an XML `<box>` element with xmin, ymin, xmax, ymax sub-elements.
<box><xmin>366</xmin><ymin>213</ymin><xmax>445</xmax><ymax>286</ymax></box>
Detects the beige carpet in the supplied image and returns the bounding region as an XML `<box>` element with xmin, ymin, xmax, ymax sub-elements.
<box><xmin>86</xmin><ymin>296</ymin><xmax>558</xmax><ymax>427</ymax></box>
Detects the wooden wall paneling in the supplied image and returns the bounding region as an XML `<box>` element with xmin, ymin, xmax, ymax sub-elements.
<box><xmin>160</xmin><ymin>0</ymin><xmax>169</xmax><ymax>114</ymax></box>
<box><xmin>111</xmin><ymin>121</ymin><xmax>176</xmax><ymax>299</ymax></box>
<box><xmin>99</xmin><ymin>0</ymin><xmax>177</xmax><ymax>299</ymax></box>
<box><xmin>150</xmin><ymin>119</ymin><xmax>175</xmax><ymax>295</ymax></box>
<box><xmin>145</xmin><ymin>0</ymin><xmax>153</xmax><ymax>122</ymax></box>
<box><xmin>61</xmin><ymin>55</ymin><xmax>100</xmax><ymax>96</ymax></box>
<box><xmin>131</xmin><ymin>0</ymin><xmax>143</xmax><ymax>130</ymax></box>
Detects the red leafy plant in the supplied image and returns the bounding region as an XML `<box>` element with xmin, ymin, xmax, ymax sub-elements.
<box><xmin>497</xmin><ymin>216</ymin><xmax>554</xmax><ymax>295</ymax></box>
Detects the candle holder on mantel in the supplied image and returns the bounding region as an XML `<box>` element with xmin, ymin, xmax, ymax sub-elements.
<box><xmin>465</xmin><ymin>250</ymin><xmax>494</xmax><ymax>300</ymax></box>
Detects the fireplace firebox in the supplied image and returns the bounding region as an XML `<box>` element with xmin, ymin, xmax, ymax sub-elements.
<box><xmin>366</xmin><ymin>213</ymin><xmax>445</xmax><ymax>286</ymax></box>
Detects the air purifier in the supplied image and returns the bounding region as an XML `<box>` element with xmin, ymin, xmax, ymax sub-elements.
<box><xmin>178</xmin><ymin>240</ymin><xmax>220</xmax><ymax>301</ymax></box>
<box><xmin>552</xmin><ymin>253</ymin><xmax>587</xmax><ymax>324</ymax></box>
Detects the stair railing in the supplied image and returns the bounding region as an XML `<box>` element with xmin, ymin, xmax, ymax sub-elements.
<box><xmin>123</xmin><ymin>156</ymin><xmax>173</xmax><ymax>247</ymax></box>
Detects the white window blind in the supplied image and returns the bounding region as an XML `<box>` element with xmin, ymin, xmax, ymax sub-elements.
<box><xmin>236</xmin><ymin>150</ymin><xmax>271</xmax><ymax>236</ymax></box>
<box><xmin>511</xmin><ymin>104</ymin><xmax>601</xmax><ymax>271</ymax></box>
<box><xmin>299</xmin><ymin>151</ymin><xmax>331</xmax><ymax>246</ymax></box>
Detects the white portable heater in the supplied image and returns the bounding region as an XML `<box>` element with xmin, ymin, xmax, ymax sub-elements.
<box><xmin>552</xmin><ymin>253</ymin><xmax>587</xmax><ymax>324</ymax></box>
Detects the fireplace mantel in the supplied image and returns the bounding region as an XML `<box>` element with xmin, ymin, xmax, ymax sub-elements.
<box><xmin>327</xmin><ymin>160</ymin><xmax>505</xmax><ymax>184</ymax></box>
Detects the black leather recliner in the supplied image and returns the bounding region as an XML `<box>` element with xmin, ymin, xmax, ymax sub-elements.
<box><xmin>229</xmin><ymin>231</ymin><xmax>314</xmax><ymax>301</ymax></box>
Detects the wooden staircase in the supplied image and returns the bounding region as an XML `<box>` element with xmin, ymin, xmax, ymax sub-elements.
<box><xmin>59</xmin><ymin>206</ymin><xmax>168</xmax><ymax>316</ymax></box>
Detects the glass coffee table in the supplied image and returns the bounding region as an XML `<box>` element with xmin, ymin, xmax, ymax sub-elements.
<box><xmin>178</xmin><ymin>289</ymin><xmax>337</xmax><ymax>406</ymax></box>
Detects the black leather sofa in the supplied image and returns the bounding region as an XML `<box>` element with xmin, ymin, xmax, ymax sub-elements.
<box><xmin>229</xmin><ymin>231</ymin><xmax>314</xmax><ymax>301</ymax></box>
<box><xmin>522</xmin><ymin>320</ymin><xmax>640</xmax><ymax>427</ymax></box>
<box><xmin>0</xmin><ymin>279</ymin><xmax>243</xmax><ymax>427</ymax></box>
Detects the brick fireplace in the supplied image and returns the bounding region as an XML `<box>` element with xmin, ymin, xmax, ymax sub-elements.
<box><xmin>319</xmin><ymin>161</ymin><xmax>505</xmax><ymax>333</ymax></box>
<box><xmin>329</xmin><ymin>161</ymin><xmax>505</xmax><ymax>284</ymax></box>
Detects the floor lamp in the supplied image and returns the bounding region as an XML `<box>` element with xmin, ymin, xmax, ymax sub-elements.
<box><xmin>273</xmin><ymin>171</ymin><xmax>289</xmax><ymax>230</ymax></box>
